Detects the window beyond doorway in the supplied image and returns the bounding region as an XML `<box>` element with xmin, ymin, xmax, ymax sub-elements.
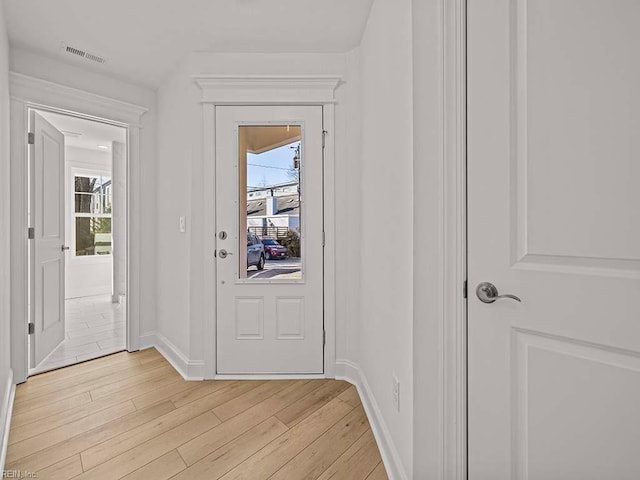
<box><xmin>73</xmin><ymin>172</ymin><xmax>113</xmax><ymax>256</ymax></box>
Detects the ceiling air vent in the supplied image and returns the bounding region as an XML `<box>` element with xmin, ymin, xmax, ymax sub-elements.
<box><xmin>61</xmin><ymin>43</ymin><xmax>106</xmax><ymax>64</ymax></box>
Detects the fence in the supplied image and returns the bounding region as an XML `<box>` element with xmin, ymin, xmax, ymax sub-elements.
<box><xmin>248</xmin><ymin>226</ymin><xmax>290</xmax><ymax>239</ymax></box>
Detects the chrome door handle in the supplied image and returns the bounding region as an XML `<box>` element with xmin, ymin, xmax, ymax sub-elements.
<box><xmin>61</xmin><ymin>245</ymin><xmax>70</xmax><ymax>251</ymax></box>
<box><xmin>476</xmin><ymin>282</ymin><xmax>521</xmax><ymax>303</ymax></box>
<box><xmin>218</xmin><ymin>249</ymin><xmax>233</xmax><ymax>259</ymax></box>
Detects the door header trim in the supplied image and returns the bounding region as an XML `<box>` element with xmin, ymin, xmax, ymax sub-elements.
<box><xmin>10</xmin><ymin>72</ymin><xmax>148</xmax><ymax>126</ymax></box>
<box><xmin>194</xmin><ymin>75</ymin><xmax>341</xmax><ymax>105</ymax></box>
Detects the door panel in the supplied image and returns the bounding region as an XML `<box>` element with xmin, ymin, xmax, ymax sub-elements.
<box><xmin>468</xmin><ymin>1</ymin><xmax>640</xmax><ymax>478</ymax></box>
<box><xmin>31</xmin><ymin>111</ymin><xmax>66</xmax><ymax>365</ymax></box>
<box><xmin>215</xmin><ymin>105</ymin><xmax>324</xmax><ymax>374</ymax></box>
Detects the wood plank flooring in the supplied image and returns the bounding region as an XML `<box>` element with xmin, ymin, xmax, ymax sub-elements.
<box><xmin>7</xmin><ymin>348</ymin><xmax>388</xmax><ymax>480</ymax></box>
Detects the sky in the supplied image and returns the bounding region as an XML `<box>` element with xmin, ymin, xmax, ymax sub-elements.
<box><xmin>246</xmin><ymin>141</ymin><xmax>300</xmax><ymax>188</ymax></box>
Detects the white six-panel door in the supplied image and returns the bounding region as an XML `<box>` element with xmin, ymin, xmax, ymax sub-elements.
<box><xmin>31</xmin><ymin>111</ymin><xmax>66</xmax><ymax>366</ymax></box>
<box><xmin>215</xmin><ymin>105</ymin><xmax>324</xmax><ymax>374</ymax></box>
<box><xmin>468</xmin><ymin>1</ymin><xmax>640</xmax><ymax>479</ymax></box>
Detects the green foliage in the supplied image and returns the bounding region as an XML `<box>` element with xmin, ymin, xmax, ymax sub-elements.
<box><xmin>94</xmin><ymin>217</ymin><xmax>112</xmax><ymax>234</ymax></box>
<box><xmin>280</xmin><ymin>229</ymin><xmax>301</xmax><ymax>257</ymax></box>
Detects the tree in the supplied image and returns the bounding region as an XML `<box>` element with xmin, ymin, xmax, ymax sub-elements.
<box><xmin>280</xmin><ymin>230</ymin><xmax>301</xmax><ymax>258</ymax></box>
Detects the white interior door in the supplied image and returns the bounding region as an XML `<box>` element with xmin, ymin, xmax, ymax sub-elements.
<box><xmin>215</xmin><ymin>105</ymin><xmax>324</xmax><ymax>374</ymax></box>
<box><xmin>468</xmin><ymin>1</ymin><xmax>640</xmax><ymax>478</ymax></box>
<box><xmin>30</xmin><ymin>111</ymin><xmax>66</xmax><ymax>366</ymax></box>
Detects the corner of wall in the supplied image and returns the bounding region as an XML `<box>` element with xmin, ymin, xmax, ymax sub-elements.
<box><xmin>154</xmin><ymin>60</ymin><xmax>194</xmax><ymax>361</ymax></box>
<box><xmin>335</xmin><ymin>359</ymin><xmax>409</xmax><ymax>480</ymax></box>
<box><xmin>140</xmin><ymin>332</ymin><xmax>204</xmax><ymax>381</ymax></box>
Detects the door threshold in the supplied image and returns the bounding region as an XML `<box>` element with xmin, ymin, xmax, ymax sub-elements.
<box><xmin>215</xmin><ymin>373</ymin><xmax>326</xmax><ymax>381</ymax></box>
<box><xmin>29</xmin><ymin>348</ymin><xmax>126</xmax><ymax>376</ymax></box>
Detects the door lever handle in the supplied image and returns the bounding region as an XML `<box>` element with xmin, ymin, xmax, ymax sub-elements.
<box><xmin>218</xmin><ymin>249</ymin><xmax>233</xmax><ymax>259</ymax></box>
<box><xmin>476</xmin><ymin>282</ymin><xmax>521</xmax><ymax>303</ymax></box>
<box><xmin>61</xmin><ymin>245</ymin><xmax>70</xmax><ymax>251</ymax></box>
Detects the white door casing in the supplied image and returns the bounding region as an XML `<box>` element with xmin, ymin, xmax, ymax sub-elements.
<box><xmin>10</xmin><ymin>73</ymin><xmax>147</xmax><ymax>384</ymax></box>
<box><xmin>215</xmin><ymin>105</ymin><xmax>324</xmax><ymax>374</ymax></box>
<box><xmin>468</xmin><ymin>1</ymin><xmax>640</xmax><ymax>479</ymax></box>
<box><xmin>30</xmin><ymin>111</ymin><xmax>66</xmax><ymax>366</ymax></box>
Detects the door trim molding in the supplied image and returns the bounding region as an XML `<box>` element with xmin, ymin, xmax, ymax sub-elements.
<box><xmin>9</xmin><ymin>72</ymin><xmax>147</xmax><ymax>383</ymax></box>
<box><xmin>441</xmin><ymin>0</ymin><xmax>467</xmax><ymax>478</ymax></box>
<box><xmin>195</xmin><ymin>75</ymin><xmax>341</xmax><ymax>379</ymax></box>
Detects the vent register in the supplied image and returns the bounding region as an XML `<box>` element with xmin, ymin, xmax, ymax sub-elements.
<box><xmin>62</xmin><ymin>43</ymin><xmax>106</xmax><ymax>64</ymax></box>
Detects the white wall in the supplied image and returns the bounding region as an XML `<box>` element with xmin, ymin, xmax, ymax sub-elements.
<box><xmin>0</xmin><ymin>0</ymin><xmax>13</xmax><ymax>469</ymax></box>
<box><xmin>155</xmin><ymin>52</ymin><xmax>362</xmax><ymax>366</ymax></box>
<box><xmin>358</xmin><ymin>0</ymin><xmax>414</xmax><ymax>477</ymax></box>
<box><xmin>10</xmin><ymin>48</ymin><xmax>158</xmax><ymax>335</ymax></box>
<box><xmin>3</xmin><ymin>3</ymin><xmax>448</xmax><ymax>476</ymax></box>
<box><xmin>64</xmin><ymin>146</ymin><xmax>112</xmax><ymax>299</ymax></box>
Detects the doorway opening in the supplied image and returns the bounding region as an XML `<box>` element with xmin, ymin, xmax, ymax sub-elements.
<box><xmin>28</xmin><ymin>109</ymin><xmax>128</xmax><ymax>374</ymax></box>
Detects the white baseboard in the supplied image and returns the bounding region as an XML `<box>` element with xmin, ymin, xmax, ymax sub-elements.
<box><xmin>214</xmin><ymin>374</ymin><xmax>326</xmax><ymax>380</ymax></box>
<box><xmin>0</xmin><ymin>369</ymin><xmax>16</xmax><ymax>473</ymax></box>
<box><xmin>140</xmin><ymin>332</ymin><xmax>204</xmax><ymax>381</ymax></box>
<box><xmin>335</xmin><ymin>359</ymin><xmax>407</xmax><ymax>480</ymax></box>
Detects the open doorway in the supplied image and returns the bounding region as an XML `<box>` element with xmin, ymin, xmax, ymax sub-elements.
<box><xmin>29</xmin><ymin>110</ymin><xmax>128</xmax><ymax>374</ymax></box>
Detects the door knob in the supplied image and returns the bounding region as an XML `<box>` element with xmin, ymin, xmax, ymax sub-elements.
<box><xmin>476</xmin><ymin>282</ymin><xmax>521</xmax><ymax>303</ymax></box>
<box><xmin>218</xmin><ymin>249</ymin><xmax>233</xmax><ymax>259</ymax></box>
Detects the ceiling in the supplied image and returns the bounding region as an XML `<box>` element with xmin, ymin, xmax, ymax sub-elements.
<box><xmin>3</xmin><ymin>0</ymin><xmax>374</xmax><ymax>89</ymax></box>
<box><xmin>38</xmin><ymin>110</ymin><xmax>127</xmax><ymax>152</ymax></box>
<box><xmin>243</xmin><ymin>125</ymin><xmax>301</xmax><ymax>154</ymax></box>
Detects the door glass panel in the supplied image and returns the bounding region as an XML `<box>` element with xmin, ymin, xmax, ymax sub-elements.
<box><xmin>238</xmin><ymin>125</ymin><xmax>302</xmax><ymax>280</ymax></box>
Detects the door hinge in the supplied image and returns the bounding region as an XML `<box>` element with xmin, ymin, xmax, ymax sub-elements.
<box><xmin>463</xmin><ymin>280</ymin><xmax>468</xmax><ymax>299</ymax></box>
<box><xmin>323</xmin><ymin>330</ymin><xmax>326</xmax><ymax>346</ymax></box>
<box><xmin>322</xmin><ymin>130</ymin><xmax>327</xmax><ymax>149</ymax></box>
<box><xmin>28</xmin><ymin>132</ymin><xmax>35</xmax><ymax>145</ymax></box>
<box><xmin>28</xmin><ymin>227</ymin><xmax>35</xmax><ymax>239</ymax></box>
<box><xmin>322</xmin><ymin>231</ymin><xmax>325</xmax><ymax>247</ymax></box>
<box><xmin>28</xmin><ymin>322</ymin><xmax>35</xmax><ymax>335</ymax></box>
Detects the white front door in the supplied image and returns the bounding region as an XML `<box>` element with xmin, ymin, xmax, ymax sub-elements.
<box><xmin>468</xmin><ymin>1</ymin><xmax>640</xmax><ymax>478</ymax></box>
<box><xmin>30</xmin><ymin>111</ymin><xmax>66</xmax><ymax>366</ymax></box>
<box><xmin>215</xmin><ymin>105</ymin><xmax>324</xmax><ymax>374</ymax></box>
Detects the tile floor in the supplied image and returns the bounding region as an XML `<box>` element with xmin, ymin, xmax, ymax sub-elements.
<box><xmin>32</xmin><ymin>294</ymin><xmax>126</xmax><ymax>374</ymax></box>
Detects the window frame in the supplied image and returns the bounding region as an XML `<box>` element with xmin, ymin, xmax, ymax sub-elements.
<box><xmin>71</xmin><ymin>167</ymin><xmax>113</xmax><ymax>259</ymax></box>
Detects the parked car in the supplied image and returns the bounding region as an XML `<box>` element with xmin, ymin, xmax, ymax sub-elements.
<box><xmin>261</xmin><ymin>238</ymin><xmax>288</xmax><ymax>260</ymax></box>
<box><xmin>247</xmin><ymin>232</ymin><xmax>265</xmax><ymax>270</ymax></box>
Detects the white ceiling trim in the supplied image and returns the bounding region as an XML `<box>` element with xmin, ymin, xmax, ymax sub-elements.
<box><xmin>9</xmin><ymin>72</ymin><xmax>148</xmax><ymax>126</ymax></box>
<box><xmin>194</xmin><ymin>75</ymin><xmax>342</xmax><ymax>105</ymax></box>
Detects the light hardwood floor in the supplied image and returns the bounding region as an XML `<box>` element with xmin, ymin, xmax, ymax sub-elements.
<box><xmin>7</xmin><ymin>348</ymin><xmax>388</xmax><ymax>480</ymax></box>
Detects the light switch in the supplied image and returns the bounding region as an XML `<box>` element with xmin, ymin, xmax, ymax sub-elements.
<box><xmin>179</xmin><ymin>216</ymin><xmax>186</xmax><ymax>233</ymax></box>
